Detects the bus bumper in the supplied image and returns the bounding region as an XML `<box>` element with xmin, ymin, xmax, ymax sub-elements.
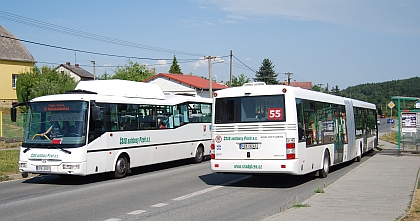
<box><xmin>19</xmin><ymin>161</ymin><xmax>88</xmax><ymax>176</ymax></box>
<box><xmin>210</xmin><ymin>159</ymin><xmax>301</xmax><ymax>175</ymax></box>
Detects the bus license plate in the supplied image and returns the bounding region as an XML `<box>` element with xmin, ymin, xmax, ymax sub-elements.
<box><xmin>36</xmin><ymin>166</ymin><xmax>51</xmax><ymax>172</ymax></box>
<box><xmin>240</xmin><ymin>143</ymin><xmax>259</xmax><ymax>149</ymax></box>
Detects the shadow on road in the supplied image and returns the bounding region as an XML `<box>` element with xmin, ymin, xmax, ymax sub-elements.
<box><xmin>22</xmin><ymin>158</ymin><xmax>205</xmax><ymax>185</ymax></box>
<box><xmin>200</xmin><ymin>149</ymin><xmax>378</xmax><ymax>189</ymax></box>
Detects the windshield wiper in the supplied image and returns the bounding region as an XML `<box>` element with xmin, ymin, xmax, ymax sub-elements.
<box><xmin>52</xmin><ymin>146</ymin><xmax>71</xmax><ymax>154</ymax></box>
<box><xmin>23</xmin><ymin>144</ymin><xmax>41</xmax><ymax>153</ymax></box>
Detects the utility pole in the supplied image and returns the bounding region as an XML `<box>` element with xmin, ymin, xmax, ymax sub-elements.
<box><xmin>285</xmin><ymin>72</ymin><xmax>293</xmax><ymax>85</ymax></box>
<box><xmin>204</xmin><ymin>56</ymin><xmax>216</xmax><ymax>98</ymax></box>
<box><xmin>91</xmin><ymin>60</ymin><xmax>96</xmax><ymax>80</ymax></box>
<box><xmin>229</xmin><ymin>50</ymin><xmax>233</xmax><ymax>87</ymax></box>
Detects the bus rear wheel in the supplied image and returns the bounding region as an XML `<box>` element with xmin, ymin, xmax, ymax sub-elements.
<box><xmin>355</xmin><ymin>147</ymin><xmax>362</xmax><ymax>162</ymax></box>
<box><xmin>319</xmin><ymin>151</ymin><xmax>330</xmax><ymax>178</ymax></box>
<box><xmin>194</xmin><ymin>146</ymin><xmax>204</xmax><ymax>163</ymax></box>
<box><xmin>114</xmin><ymin>155</ymin><xmax>128</xmax><ymax>179</ymax></box>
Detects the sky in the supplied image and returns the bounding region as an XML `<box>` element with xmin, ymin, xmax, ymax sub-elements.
<box><xmin>1</xmin><ymin>0</ymin><xmax>419</xmax><ymax>90</ymax></box>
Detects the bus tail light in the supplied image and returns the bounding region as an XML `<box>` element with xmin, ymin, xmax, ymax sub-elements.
<box><xmin>286</xmin><ymin>138</ymin><xmax>295</xmax><ymax>159</ymax></box>
<box><xmin>210</xmin><ymin>142</ymin><xmax>215</xmax><ymax>159</ymax></box>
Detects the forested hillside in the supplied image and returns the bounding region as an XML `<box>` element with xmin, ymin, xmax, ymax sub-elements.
<box><xmin>339</xmin><ymin>77</ymin><xmax>420</xmax><ymax>115</ymax></box>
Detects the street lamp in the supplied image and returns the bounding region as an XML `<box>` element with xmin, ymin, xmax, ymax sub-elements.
<box><xmin>90</xmin><ymin>60</ymin><xmax>96</xmax><ymax>80</ymax></box>
<box><xmin>205</xmin><ymin>56</ymin><xmax>224</xmax><ymax>98</ymax></box>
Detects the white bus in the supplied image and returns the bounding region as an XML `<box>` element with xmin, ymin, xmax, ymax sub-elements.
<box><xmin>210</xmin><ymin>83</ymin><xmax>378</xmax><ymax>178</ymax></box>
<box><xmin>12</xmin><ymin>80</ymin><xmax>212</xmax><ymax>178</ymax></box>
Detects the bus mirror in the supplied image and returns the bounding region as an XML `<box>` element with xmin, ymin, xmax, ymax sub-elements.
<box><xmin>377</xmin><ymin>107</ymin><xmax>382</xmax><ymax>116</ymax></box>
<box><xmin>10</xmin><ymin>102</ymin><xmax>29</xmax><ymax>122</ymax></box>
<box><xmin>11</xmin><ymin>107</ymin><xmax>17</xmax><ymax>122</ymax></box>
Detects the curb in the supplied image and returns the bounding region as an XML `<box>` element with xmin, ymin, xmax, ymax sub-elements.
<box><xmin>2</xmin><ymin>173</ymin><xmax>38</xmax><ymax>182</ymax></box>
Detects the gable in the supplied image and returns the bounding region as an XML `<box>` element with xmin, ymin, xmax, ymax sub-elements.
<box><xmin>0</xmin><ymin>25</ymin><xmax>35</xmax><ymax>63</ymax></box>
<box><xmin>56</xmin><ymin>62</ymin><xmax>94</xmax><ymax>80</ymax></box>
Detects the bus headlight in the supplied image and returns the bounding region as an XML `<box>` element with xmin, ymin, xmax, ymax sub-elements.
<box><xmin>62</xmin><ymin>164</ymin><xmax>80</xmax><ymax>170</ymax></box>
<box><xmin>19</xmin><ymin>163</ymin><xmax>27</xmax><ymax>168</ymax></box>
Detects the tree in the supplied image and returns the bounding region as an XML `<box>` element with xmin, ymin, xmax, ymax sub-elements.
<box><xmin>110</xmin><ymin>60</ymin><xmax>155</xmax><ymax>81</ymax></box>
<box><xmin>330</xmin><ymin>85</ymin><xmax>340</xmax><ymax>95</ymax></box>
<box><xmin>312</xmin><ymin>85</ymin><xmax>321</xmax><ymax>92</ymax></box>
<box><xmin>254</xmin><ymin>58</ymin><xmax>278</xmax><ymax>85</ymax></box>
<box><xmin>168</xmin><ymin>55</ymin><xmax>182</xmax><ymax>74</ymax></box>
<box><xmin>227</xmin><ymin>74</ymin><xmax>251</xmax><ymax>87</ymax></box>
<box><xmin>16</xmin><ymin>65</ymin><xmax>77</xmax><ymax>111</ymax></box>
<box><xmin>97</xmin><ymin>71</ymin><xmax>112</xmax><ymax>80</ymax></box>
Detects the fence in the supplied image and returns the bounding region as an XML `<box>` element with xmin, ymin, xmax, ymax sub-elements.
<box><xmin>0</xmin><ymin>112</ymin><xmax>26</xmax><ymax>139</ymax></box>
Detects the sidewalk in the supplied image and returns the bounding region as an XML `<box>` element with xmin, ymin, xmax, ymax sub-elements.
<box><xmin>263</xmin><ymin>138</ymin><xmax>420</xmax><ymax>221</ymax></box>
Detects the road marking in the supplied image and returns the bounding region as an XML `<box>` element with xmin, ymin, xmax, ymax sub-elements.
<box><xmin>104</xmin><ymin>219</ymin><xmax>121</xmax><ymax>221</ymax></box>
<box><xmin>127</xmin><ymin>210</ymin><xmax>146</xmax><ymax>215</ymax></box>
<box><xmin>151</xmin><ymin>203</ymin><xmax>168</xmax><ymax>207</ymax></box>
<box><xmin>172</xmin><ymin>175</ymin><xmax>251</xmax><ymax>201</ymax></box>
<box><xmin>172</xmin><ymin>186</ymin><xmax>222</xmax><ymax>201</ymax></box>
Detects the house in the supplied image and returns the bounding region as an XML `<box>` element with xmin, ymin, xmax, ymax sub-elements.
<box><xmin>56</xmin><ymin>62</ymin><xmax>94</xmax><ymax>81</ymax></box>
<box><xmin>281</xmin><ymin>80</ymin><xmax>312</xmax><ymax>90</ymax></box>
<box><xmin>0</xmin><ymin>25</ymin><xmax>36</xmax><ymax>104</ymax></box>
<box><xmin>144</xmin><ymin>73</ymin><xmax>228</xmax><ymax>98</ymax></box>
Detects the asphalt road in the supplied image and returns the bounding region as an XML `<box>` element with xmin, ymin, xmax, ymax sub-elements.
<box><xmin>0</xmin><ymin>148</ymin><xmax>376</xmax><ymax>221</ymax></box>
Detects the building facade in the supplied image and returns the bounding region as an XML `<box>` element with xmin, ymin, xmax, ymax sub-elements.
<box><xmin>0</xmin><ymin>25</ymin><xmax>36</xmax><ymax>104</ymax></box>
<box><xmin>56</xmin><ymin>62</ymin><xmax>94</xmax><ymax>81</ymax></box>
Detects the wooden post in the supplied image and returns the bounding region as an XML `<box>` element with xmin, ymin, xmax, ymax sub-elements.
<box><xmin>0</xmin><ymin>111</ymin><xmax>2</xmax><ymax>137</ymax></box>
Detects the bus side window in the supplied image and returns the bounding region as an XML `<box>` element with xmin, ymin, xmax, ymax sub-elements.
<box><xmin>296</xmin><ymin>99</ymin><xmax>305</xmax><ymax>142</ymax></box>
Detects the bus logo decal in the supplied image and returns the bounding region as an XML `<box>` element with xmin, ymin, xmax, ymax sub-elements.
<box><xmin>215</xmin><ymin>135</ymin><xmax>222</xmax><ymax>143</ymax></box>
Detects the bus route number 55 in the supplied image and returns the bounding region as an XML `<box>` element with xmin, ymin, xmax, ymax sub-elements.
<box><xmin>268</xmin><ymin>108</ymin><xmax>283</xmax><ymax>120</ymax></box>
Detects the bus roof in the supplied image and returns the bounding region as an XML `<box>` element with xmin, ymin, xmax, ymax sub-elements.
<box><xmin>214</xmin><ymin>84</ymin><xmax>376</xmax><ymax>110</ymax></box>
<box><xmin>75</xmin><ymin>79</ymin><xmax>166</xmax><ymax>99</ymax></box>
<box><xmin>31</xmin><ymin>80</ymin><xmax>211</xmax><ymax>105</ymax></box>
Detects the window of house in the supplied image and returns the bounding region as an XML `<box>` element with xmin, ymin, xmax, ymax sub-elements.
<box><xmin>12</xmin><ymin>74</ymin><xmax>18</xmax><ymax>89</ymax></box>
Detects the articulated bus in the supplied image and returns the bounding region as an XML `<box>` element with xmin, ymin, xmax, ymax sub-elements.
<box><xmin>210</xmin><ymin>82</ymin><xmax>378</xmax><ymax>178</ymax></box>
<box><xmin>12</xmin><ymin>80</ymin><xmax>212</xmax><ymax>178</ymax></box>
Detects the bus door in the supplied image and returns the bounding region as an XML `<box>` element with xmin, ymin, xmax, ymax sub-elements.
<box><xmin>344</xmin><ymin>99</ymin><xmax>356</xmax><ymax>160</ymax></box>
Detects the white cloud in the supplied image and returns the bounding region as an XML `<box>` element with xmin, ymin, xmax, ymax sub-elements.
<box><xmin>191</xmin><ymin>56</ymin><xmax>225</xmax><ymax>70</ymax></box>
<box><xmin>155</xmin><ymin>60</ymin><xmax>168</xmax><ymax>67</ymax></box>
<box><xmin>205</xmin><ymin>0</ymin><xmax>420</xmax><ymax>37</ymax></box>
<box><xmin>192</xmin><ymin>59</ymin><xmax>206</xmax><ymax>69</ymax></box>
<box><xmin>175</xmin><ymin>19</ymin><xmax>215</xmax><ymax>27</ymax></box>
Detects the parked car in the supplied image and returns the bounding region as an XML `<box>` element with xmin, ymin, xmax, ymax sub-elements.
<box><xmin>387</xmin><ymin>118</ymin><xmax>394</xmax><ymax>123</ymax></box>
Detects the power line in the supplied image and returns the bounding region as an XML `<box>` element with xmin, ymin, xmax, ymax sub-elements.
<box><xmin>0</xmin><ymin>11</ymin><xmax>259</xmax><ymax>74</ymax></box>
<box><xmin>0</xmin><ymin>35</ymin><xmax>211</xmax><ymax>63</ymax></box>
<box><xmin>0</xmin><ymin>11</ymin><xmax>205</xmax><ymax>57</ymax></box>
<box><xmin>232</xmin><ymin>55</ymin><xmax>256</xmax><ymax>73</ymax></box>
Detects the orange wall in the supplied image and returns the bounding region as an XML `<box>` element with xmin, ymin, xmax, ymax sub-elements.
<box><xmin>0</xmin><ymin>60</ymin><xmax>34</xmax><ymax>100</ymax></box>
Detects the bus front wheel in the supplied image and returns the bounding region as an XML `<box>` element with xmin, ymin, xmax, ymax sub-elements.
<box><xmin>319</xmin><ymin>151</ymin><xmax>330</xmax><ymax>178</ymax></box>
<box><xmin>114</xmin><ymin>155</ymin><xmax>128</xmax><ymax>179</ymax></box>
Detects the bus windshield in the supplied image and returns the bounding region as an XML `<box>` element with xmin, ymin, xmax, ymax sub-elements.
<box><xmin>23</xmin><ymin>101</ymin><xmax>88</xmax><ymax>147</ymax></box>
<box><xmin>215</xmin><ymin>95</ymin><xmax>286</xmax><ymax>124</ymax></box>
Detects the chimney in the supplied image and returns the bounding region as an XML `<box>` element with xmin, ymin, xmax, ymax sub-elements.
<box><xmin>75</xmin><ymin>64</ymin><xmax>79</xmax><ymax>67</ymax></box>
<box><xmin>66</xmin><ymin>62</ymin><xmax>70</xmax><ymax>66</ymax></box>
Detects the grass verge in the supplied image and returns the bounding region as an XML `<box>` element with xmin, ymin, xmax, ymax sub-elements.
<box><xmin>291</xmin><ymin>204</ymin><xmax>310</xmax><ymax>208</ymax></box>
<box><xmin>0</xmin><ymin>149</ymin><xmax>19</xmax><ymax>181</ymax></box>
